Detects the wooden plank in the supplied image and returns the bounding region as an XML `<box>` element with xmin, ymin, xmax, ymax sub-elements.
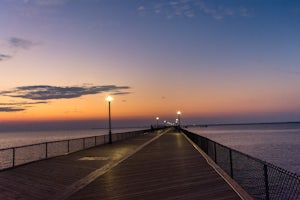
<box><xmin>0</xmin><ymin>132</ymin><xmax>160</xmax><ymax>200</ymax></box>
<box><xmin>0</xmin><ymin>129</ymin><xmax>251</xmax><ymax>200</ymax></box>
<box><xmin>52</xmin><ymin>131</ymin><xmax>167</xmax><ymax>200</ymax></box>
<box><xmin>66</xmin><ymin>131</ymin><xmax>244</xmax><ymax>200</ymax></box>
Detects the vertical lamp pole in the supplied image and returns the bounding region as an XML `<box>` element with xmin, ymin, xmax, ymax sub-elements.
<box><xmin>177</xmin><ymin>111</ymin><xmax>181</xmax><ymax>127</ymax></box>
<box><xmin>156</xmin><ymin>117</ymin><xmax>159</xmax><ymax>128</ymax></box>
<box><xmin>106</xmin><ymin>96</ymin><xmax>113</xmax><ymax>144</ymax></box>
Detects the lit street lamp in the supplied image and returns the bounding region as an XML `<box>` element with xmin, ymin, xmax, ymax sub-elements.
<box><xmin>177</xmin><ymin>111</ymin><xmax>181</xmax><ymax>127</ymax></box>
<box><xmin>156</xmin><ymin>117</ymin><xmax>159</xmax><ymax>128</ymax></box>
<box><xmin>106</xmin><ymin>96</ymin><xmax>113</xmax><ymax>144</ymax></box>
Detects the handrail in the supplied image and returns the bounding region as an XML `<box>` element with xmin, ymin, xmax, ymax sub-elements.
<box><xmin>181</xmin><ymin>128</ymin><xmax>300</xmax><ymax>200</ymax></box>
<box><xmin>0</xmin><ymin>129</ymin><xmax>152</xmax><ymax>171</ymax></box>
<box><xmin>192</xmin><ymin>131</ymin><xmax>299</xmax><ymax>179</ymax></box>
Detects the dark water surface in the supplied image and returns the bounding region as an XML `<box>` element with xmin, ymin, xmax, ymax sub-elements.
<box><xmin>187</xmin><ymin>123</ymin><xmax>300</xmax><ymax>175</ymax></box>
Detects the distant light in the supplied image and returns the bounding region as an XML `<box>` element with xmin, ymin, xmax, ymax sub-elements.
<box><xmin>106</xmin><ymin>96</ymin><xmax>113</xmax><ymax>102</ymax></box>
<box><xmin>177</xmin><ymin>111</ymin><xmax>181</xmax><ymax>115</ymax></box>
<box><xmin>156</xmin><ymin>117</ymin><xmax>159</xmax><ymax>120</ymax></box>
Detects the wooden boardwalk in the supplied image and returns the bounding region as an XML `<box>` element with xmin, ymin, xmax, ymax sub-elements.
<box><xmin>0</xmin><ymin>128</ymin><xmax>251</xmax><ymax>200</ymax></box>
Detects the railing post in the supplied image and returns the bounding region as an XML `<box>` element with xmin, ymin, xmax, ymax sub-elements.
<box><xmin>94</xmin><ymin>136</ymin><xmax>97</xmax><ymax>146</ymax></box>
<box><xmin>45</xmin><ymin>142</ymin><xmax>48</xmax><ymax>159</ymax></box>
<box><xmin>68</xmin><ymin>140</ymin><xmax>70</xmax><ymax>153</ymax></box>
<box><xmin>264</xmin><ymin>164</ymin><xmax>270</xmax><ymax>200</ymax></box>
<box><xmin>83</xmin><ymin>138</ymin><xmax>85</xmax><ymax>149</ymax></box>
<box><xmin>214</xmin><ymin>143</ymin><xmax>217</xmax><ymax>163</ymax></box>
<box><xmin>229</xmin><ymin>149</ymin><xmax>233</xmax><ymax>178</ymax></box>
<box><xmin>12</xmin><ymin>148</ymin><xmax>15</xmax><ymax>167</ymax></box>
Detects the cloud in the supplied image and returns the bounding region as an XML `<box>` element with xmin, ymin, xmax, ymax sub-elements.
<box><xmin>0</xmin><ymin>101</ymin><xmax>47</xmax><ymax>112</ymax></box>
<box><xmin>137</xmin><ymin>1</ymin><xmax>191</xmax><ymax>19</ymax></box>
<box><xmin>0</xmin><ymin>107</ymin><xmax>26</xmax><ymax>112</ymax></box>
<box><xmin>196</xmin><ymin>2</ymin><xmax>251</xmax><ymax>20</ymax></box>
<box><xmin>22</xmin><ymin>0</ymin><xmax>68</xmax><ymax>6</ymax></box>
<box><xmin>0</xmin><ymin>84</ymin><xmax>131</xmax><ymax>100</ymax></box>
<box><xmin>239</xmin><ymin>7</ymin><xmax>251</xmax><ymax>17</ymax></box>
<box><xmin>0</xmin><ymin>101</ymin><xmax>47</xmax><ymax>106</ymax></box>
<box><xmin>111</xmin><ymin>92</ymin><xmax>132</xmax><ymax>96</ymax></box>
<box><xmin>137</xmin><ymin>0</ymin><xmax>252</xmax><ymax>20</ymax></box>
<box><xmin>0</xmin><ymin>85</ymin><xmax>130</xmax><ymax>112</ymax></box>
<box><xmin>0</xmin><ymin>37</ymin><xmax>39</xmax><ymax>61</ymax></box>
<box><xmin>8</xmin><ymin>37</ymin><xmax>37</xmax><ymax>50</ymax></box>
<box><xmin>0</xmin><ymin>54</ymin><xmax>11</xmax><ymax>61</ymax></box>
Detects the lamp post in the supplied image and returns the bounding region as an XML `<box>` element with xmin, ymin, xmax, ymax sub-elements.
<box><xmin>177</xmin><ymin>111</ymin><xmax>181</xmax><ymax>127</ymax></box>
<box><xmin>106</xmin><ymin>96</ymin><xmax>113</xmax><ymax>144</ymax></box>
<box><xmin>156</xmin><ymin>117</ymin><xmax>159</xmax><ymax>128</ymax></box>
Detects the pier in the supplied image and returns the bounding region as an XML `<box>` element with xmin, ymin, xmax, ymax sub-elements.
<box><xmin>0</xmin><ymin>128</ymin><xmax>251</xmax><ymax>200</ymax></box>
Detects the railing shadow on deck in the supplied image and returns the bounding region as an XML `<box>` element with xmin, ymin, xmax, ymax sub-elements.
<box><xmin>0</xmin><ymin>128</ymin><xmax>164</xmax><ymax>171</ymax></box>
<box><xmin>181</xmin><ymin>128</ymin><xmax>300</xmax><ymax>200</ymax></box>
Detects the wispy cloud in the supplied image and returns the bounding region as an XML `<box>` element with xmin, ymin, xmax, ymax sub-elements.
<box><xmin>239</xmin><ymin>7</ymin><xmax>251</xmax><ymax>17</ymax></box>
<box><xmin>111</xmin><ymin>92</ymin><xmax>132</xmax><ymax>96</ymax></box>
<box><xmin>137</xmin><ymin>0</ymin><xmax>252</xmax><ymax>20</ymax></box>
<box><xmin>22</xmin><ymin>0</ymin><xmax>68</xmax><ymax>6</ymax></box>
<box><xmin>0</xmin><ymin>84</ymin><xmax>131</xmax><ymax>100</ymax></box>
<box><xmin>8</xmin><ymin>37</ymin><xmax>38</xmax><ymax>50</ymax></box>
<box><xmin>0</xmin><ymin>107</ymin><xmax>26</xmax><ymax>112</ymax></box>
<box><xmin>0</xmin><ymin>37</ymin><xmax>39</xmax><ymax>61</ymax></box>
<box><xmin>0</xmin><ymin>101</ymin><xmax>48</xmax><ymax>112</ymax></box>
<box><xmin>0</xmin><ymin>54</ymin><xmax>11</xmax><ymax>61</ymax></box>
<box><xmin>0</xmin><ymin>101</ymin><xmax>47</xmax><ymax>106</ymax></box>
<box><xmin>0</xmin><ymin>84</ymin><xmax>131</xmax><ymax>112</ymax></box>
<box><xmin>139</xmin><ymin>0</ymin><xmax>196</xmax><ymax>19</ymax></box>
<box><xmin>0</xmin><ymin>37</ymin><xmax>41</xmax><ymax>61</ymax></box>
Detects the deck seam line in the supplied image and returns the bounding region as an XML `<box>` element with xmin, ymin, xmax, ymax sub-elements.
<box><xmin>181</xmin><ymin>132</ymin><xmax>253</xmax><ymax>200</ymax></box>
<box><xmin>51</xmin><ymin>128</ymin><xmax>170</xmax><ymax>200</ymax></box>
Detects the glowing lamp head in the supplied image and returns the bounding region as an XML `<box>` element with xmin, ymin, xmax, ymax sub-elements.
<box><xmin>177</xmin><ymin>111</ymin><xmax>181</xmax><ymax>115</ymax></box>
<box><xmin>106</xmin><ymin>96</ymin><xmax>113</xmax><ymax>102</ymax></box>
<box><xmin>156</xmin><ymin>117</ymin><xmax>159</xmax><ymax>120</ymax></box>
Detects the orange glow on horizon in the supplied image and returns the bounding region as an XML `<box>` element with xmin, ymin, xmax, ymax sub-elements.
<box><xmin>1</xmin><ymin>86</ymin><xmax>300</xmax><ymax>124</ymax></box>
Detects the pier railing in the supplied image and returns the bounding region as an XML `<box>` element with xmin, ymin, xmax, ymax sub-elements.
<box><xmin>0</xmin><ymin>129</ymin><xmax>152</xmax><ymax>171</ymax></box>
<box><xmin>181</xmin><ymin>128</ymin><xmax>300</xmax><ymax>200</ymax></box>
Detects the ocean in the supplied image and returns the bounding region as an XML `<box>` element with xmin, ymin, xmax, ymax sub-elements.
<box><xmin>0</xmin><ymin>124</ymin><xmax>299</xmax><ymax>175</ymax></box>
<box><xmin>0</xmin><ymin>128</ymin><xmax>144</xmax><ymax>149</ymax></box>
<box><xmin>186</xmin><ymin>123</ymin><xmax>300</xmax><ymax>175</ymax></box>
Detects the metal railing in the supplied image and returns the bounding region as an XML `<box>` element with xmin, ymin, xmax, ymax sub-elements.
<box><xmin>0</xmin><ymin>129</ymin><xmax>152</xmax><ymax>171</ymax></box>
<box><xmin>181</xmin><ymin>128</ymin><xmax>300</xmax><ymax>200</ymax></box>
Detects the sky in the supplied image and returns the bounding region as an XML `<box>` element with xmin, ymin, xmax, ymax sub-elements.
<box><xmin>0</xmin><ymin>0</ymin><xmax>300</xmax><ymax>130</ymax></box>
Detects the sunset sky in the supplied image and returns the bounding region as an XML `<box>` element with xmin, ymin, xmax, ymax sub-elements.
<box><xmin>1</xmin><ymin>0</ymin><xmax>300</xmax><ymax>130</ymax></box>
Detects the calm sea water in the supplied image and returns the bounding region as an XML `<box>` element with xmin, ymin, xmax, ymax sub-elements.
<box><xmin>0</xmin><ymin>128</ymin><xmax>144</xmax><ymax>149</ymax></box>
<box><xmin>187</xmin><ymin>123</ymin><xmax>300</xmax><ymax>175</ymax></box>
<box><xmin>1</xmin><ymin>124</ymin><xmax>299</xmax><ymax>175</ymax></box>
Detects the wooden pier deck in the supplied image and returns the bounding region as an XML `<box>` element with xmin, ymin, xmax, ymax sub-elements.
<box><xmin>0</xmin><ymin>128</ymin><xmax>251</xmax><ymax>200</ymax></box>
